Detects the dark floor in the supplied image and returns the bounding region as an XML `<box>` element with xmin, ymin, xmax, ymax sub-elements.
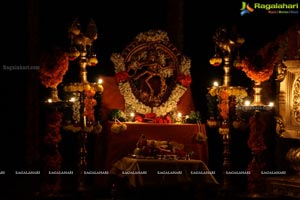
<box><xmin>1</xmin><ymin>175</ymin><xmax>299</xmax><ymax>200</ymax></box>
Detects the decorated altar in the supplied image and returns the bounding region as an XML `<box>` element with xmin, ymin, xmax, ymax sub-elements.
<box><xmin>93</xmin><ymin>30</ymin><xmax>210</xmax><ymax>189</ymax></box>
<box><xmin>96</xmin><ymin>122</ymin><xmax>208</xmax><ymax>170</ymax></box>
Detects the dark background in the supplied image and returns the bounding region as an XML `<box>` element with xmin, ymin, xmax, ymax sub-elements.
<box><xmin>1</xmin><ymin>0</ymin><xmax>299</xmax><ymax>196</ymax></box>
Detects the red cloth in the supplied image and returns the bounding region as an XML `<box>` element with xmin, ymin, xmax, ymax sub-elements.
<box><xmin>100</xmin><ymin>76</ymin><xmax>195</xmax><ymax>121</ymax></box>
<box><xmin>94</xmin><ymin>76</ymin><xmax>202</xmax><ymax>188</ymax></box>
<box><xmin>93</xmin><ymin>122</ymin><xmax>209</xmax><ymax>188</ymax></box>
<box><xmin>99</xmin><ymin>122</ymin><xmax>208</xmax><ymax>170</ymax></box>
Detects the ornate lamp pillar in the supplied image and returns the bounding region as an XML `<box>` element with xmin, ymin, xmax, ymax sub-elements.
<box><xmin>39</xmin><ymin>18</ymin><xmax>103</xmax><ymax>199</ymax></box>
<box><xmin>207</xmin><ymin>26</ymin><xmax>247</xmax><ymax>194</ymax></box>
<box><xmin>62</xmin><ymin>19</ymin><xmax>103</xmax><ymax>198</ymax></box>
<box><xmin>223</xmin><ymin>56</ymin><xmax>231</xmax><ymax>87</ymax></box>
<box><xmin>236</xmin><ymin>89</ymin><xmax>274</xmax><ymax>195</ymax></box>
<box><xmin>236</xmin><ymin>43</ymin><xmax>277</xmax><ymax>195</ymax></box>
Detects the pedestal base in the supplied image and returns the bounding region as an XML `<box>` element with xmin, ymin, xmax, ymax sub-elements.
<box><xmin>234</xmin><ymin>193</ymin><xmax>281</xmax><ymax>200</ymax></box>
<box><xmin>266</xmin><ymin>175</ymin><xmax>300</xmax><ymax>199</ymax></box>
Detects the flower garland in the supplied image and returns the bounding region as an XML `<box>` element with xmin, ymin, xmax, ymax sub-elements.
<box><xmin>39</xmin><ymin>48</ymin><xmax>69</xmax><ymax>88</ymax></box>
<box><xmin>111</xmin><ymin>44</ymin><xmax>192</xmax><ymax>117</ymax></box>
<box><xmin>240</xmin><ymin>43</ymin><xmax>277</xmax><ymax>83</ymax></box>
<box><xmin>247</xmin><ymin>156</ymin><xmax>266</xmax><ymax>193</ymax></box>
<box><xmin>63</xmin><ymin>87</ymin><xmax>101</xmax><ymax>133</ymax></box>
<box><xmin>41</xmin><ymin>110</ymin><xmax>63</xmax><ymax>195</ymax></box>
<box><xmin>84</xmin><ymin>88</ymin><xmax>97</xmax><ymax>122</ymax></box>
<box><xmin>43</xmin><ymin>111</ymin><xmax>63</xmax><ymax>146</ymax></box>
<box><xmin>195</xmin><ymin>122</ymin><xmax>207</xmax><ymax>143</ymax></box>
<box><xmin>247</xmin><ymin>114</ymin><xmax>267</xmax><ymax>193</ymax></box>
<box><xmin>41</xmin><ymin>152</ymin><xmax>63</xmax><ymax>195</ymax></box>
<box><xmin>207</xmin><ymin>86</ymin><xmax>248</xmax><ymax>122</ymax></box>
<box><xmin>247</xmin><ymin>115</ymin><xmax>267</xmax><ymax>154</ymax></box>
<box><xmin>218</xmin><ymin>90</ymin><xmax>230</xmax><ymax>120</ymax></box>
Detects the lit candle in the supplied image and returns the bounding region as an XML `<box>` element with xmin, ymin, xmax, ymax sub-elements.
<box><xmin>130</xmin><ymin>112</ymin><xmax>135</xmax><ymax>118</ymax></box>
<box><xmin>177</xmin><ymin>112</ymin><xmax>182</xmax><ymax>123</ymax></box>
<box><xmin>47</xmin><ymin>98</ymin><xmax>52</xmax><ymax>103</ymax></box>
<box><xmin>69</xmin><ymin>97</ymin><xmax>76</xmax><ymax>102</ymax></box>
<box><xmin>213</xmin><ymin>81</ymin><xmax>219</xmax><ymax>87</ymax></box>
<box><xmin>268</xmin><ymin>102</ymin><xmax>274</xmax><ymax>107</ymax></box>
<box><xmin>244</xmin><ymin>100</ymin><xmax>251</xmax><ymax>106</ymax></box>
<box><xmin>130</xmin><ymin>112</ymin><xmax>135</xmax><ymax>122</ymax></box>
<box><xmin>96</xmin><ymin>78</ymin><xmax>104</xmax><ymax>93</ymax></box>
<box><xmin>97</xmin><ymin>78</ymin><xmax>103</xmax><ymax>84</ymax></box>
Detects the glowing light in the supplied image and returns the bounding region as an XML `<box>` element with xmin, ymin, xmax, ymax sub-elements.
<box><xmin>244</xmin><ymin>100</ymin><xmax>251</xmax><ymax>106</ymax></box>
<box><xmin>177</xmin><ymin>112</ymin><xmax>182</xmax><ymax>118</ymax></box>
<box><xmin>97</xmin><ymin>78</ymin><xmax>103</xmax><ymax>84</ymax></box>
<box><xmin>130</xmin><ymin>112</ymin><xmax>135</xmax><ymax>118</ymax></box>
<box><xmin>69</xmin><ymin>97</ymin><xmax>76</xmax><ymax>102</ymax></box>
<box><xmin>213</xmin><ymin>81</ymin><xmax>219</xmax><ymax>87</ymax></box>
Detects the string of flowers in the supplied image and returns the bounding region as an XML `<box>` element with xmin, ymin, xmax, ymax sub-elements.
<box><xmin>207</xmin><ymin>86</ymin><xmax>248</xmax><ymax>128</ymax></box>
<box><xmin>39</xmin><ymin>47</ymin><xmax>69</xmax><ymax>88</ymax></box>
<box><xmin>112</xmin><ymin>53</ymin><xmax>191</xmax><ymax>117</ymax></box>
<box><xmin>195</xmin><ymin>122</ymin><xmax>208</xmax><ymax>143</ymax></box>
<box><xmin>240</xmin><ymin>42</ymin><xmax>278</xmax><ymax>83</ymax></box>
<box><xmin>247</xmin><ymin>115</ymin><xmax>267</xmax><ymax>153</ymax></box>
<box><xmin>84</xmin><ymin>88</ymin><xmax>97</xmax><ymax>123</ymax></box>
<box><xmin>40</xmin><ymin>110</ymin><xmax>63</xmax><ymax>195</ymax></box>
<box><xmin>40</xmin><ymin>152</ymin><xmax>63</xmax><ymax>195</ymax></box>
<box><xmin>218</xmin><ymin>90</ymin><xmax>230</xmax><ymax>120</ymax></box>
<box><xmin>72</xmin><ymin>93</ymin><xmax>81</xmax><ymax>122</ymax></box>
<box><xmin>247</xmin><ymin>114</ymin><xmax>267</xmax><ymax>193</ymax></box>
<box><xmin>63</xmin><ymin>87</ymin><xmax>102</xmax><ymax>133</ymax></box>
<box><xmin>43</xmin><ymin>111</ymin><xmax>63</xmax><ymax>146</ymax></box>
<box><xmin>111</xmin><ymin>30</ymin><xmax>192</xmax><ymax>117</ymax></box>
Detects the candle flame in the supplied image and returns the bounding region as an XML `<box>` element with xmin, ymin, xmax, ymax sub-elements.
<box><xmin>244</xmin><ymin>100</ymin><xmax>251</xmax><ymax>106</ymax></box>
<box><xmin>97</xmin><ymin>78</ymin><xmax>103</xmax><ymax>84</ymax></box>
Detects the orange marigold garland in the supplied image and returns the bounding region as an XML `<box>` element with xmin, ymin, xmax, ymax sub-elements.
<box><xmin>241</xmin><ymin>43</ymin><xmax>277</xmax><ymax>83</ymax></box>
<box><xmin>40</xmin><ymin>110</ymin><xmax>63</xmax><ymax>196</ymax></box>
<box><xmin>247</xmin><ymin>155</ymin><xmax>266</xmax><ymax>193</ymax></box>
<box><xmin>39</xmin><ymin>47</ymin><xmax>69</xmax><ymax>88</ymax></box>
<box><xmin>84</xmin><ymin>87</ymin><xmax>97</xmax><ymax>123</ymax></box>
<box><xmin>240</xmin><ymin>58</ymin><xmax>274</xmax><ymax>82</ymax></box>
<box><xmin>41</xmin><ymin>152</ymin><xmax>63</xmax><ymax>195</ymax></box>
<box><xmin>43</xmin><ymin>111</ymin><xmax>63</xmax><ymax>146</ymax></box>
<box><xmin>247</xmin><ymin>115</ymin><xmax>267</xmax><ymax>153</ymax></box>
<box><xmin>247</xmin><ymin>114</ymin><xmax>267</xmax><ymax>193</ymax></box>
<box><xmin>218</xmin><ymin>90</ymin><xmax>230</xmax><ymax>120</ymax></box>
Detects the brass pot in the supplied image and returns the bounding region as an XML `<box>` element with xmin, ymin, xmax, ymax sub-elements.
<box><xmin>286</xmin><ymin>147</ymin><xmax>300</xmax><ymax>174</ymax></box>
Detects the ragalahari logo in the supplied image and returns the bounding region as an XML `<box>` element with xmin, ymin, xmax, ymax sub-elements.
<box><xmin>240</xmin><ymin>2</ymin><xmax>255</xmax><ymax>16</ymax></box>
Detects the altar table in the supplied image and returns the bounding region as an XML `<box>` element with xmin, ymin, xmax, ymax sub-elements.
<box><xmin>100</xmin><ymin>122</ymin><xmax>208</xmax><ymax>170</ymax></box>
<box><xmin>109</xmin><ymin>156</ymin><xmax>219</xmax><ymax>188</ymax></box>
<box><xmin>93</xmin><ymin>122</ymin><xmax>209</xmax><ymax>189</ymax></box>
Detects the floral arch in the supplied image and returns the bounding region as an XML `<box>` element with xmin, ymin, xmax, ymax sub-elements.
<box><xmin>111</xmin><ymin>30</ymin><xmax>192</xmax><ymax>117</ymax></box>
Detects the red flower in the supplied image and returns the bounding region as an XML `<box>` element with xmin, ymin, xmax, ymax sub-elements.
<box><xmin>177</xmin><ymin>74</ymin><xmax>192</xmax><ymax>87</ymax></box>
<box><xmin>134</xmin><ymin>113</ymin><xmax>173</xmax><ymax>123</ymax></box>
<box><xmin>135</xmin><ymin>115</ymin><xmax>144</xmax><ymax>122</ymax></box>
<box><xmin>247</xmin><ymin>115</ymin><xmax>267</xmax><ymax>153</ymax></box>
<box><xmin>115</xmin><ymin>71</ymin><xmax>129</xmax><ymax>82</ymax></box>
<box><xmin>144</xmin><ymin>112</ymin><xmax>156</xmax><ymax>119</ymax></box>
<box><xmin>165</xmin><ymin>115</ymin><xmax>172</xmax><ymax>123</ymax></box>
